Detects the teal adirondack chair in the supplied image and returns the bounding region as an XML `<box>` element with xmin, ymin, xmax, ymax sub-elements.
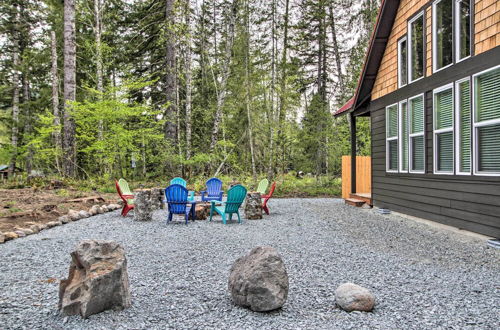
<box><xmin>170</xmin><ymin>177</ymin><xmax>194</xmax><ymax>201</ymax></box>
<box><xmin>209</xmin><ymin>185</ymin><xmax>247</xmax><ymax>224</ymax></box>
<box><xmin>256</xmin><ymin>179</ymin><xmax>269</xmax><ymax>194</ymax></box>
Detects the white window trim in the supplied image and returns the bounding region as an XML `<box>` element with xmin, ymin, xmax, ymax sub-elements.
<box><xmin>472</xmin><ymin>65</ymin><xmax>500</xmax><ymax>176</ymax></box>
<box><xmin>433</xmin><ymin>83</ymin><xmax>454</xmax><ymax>175</ymax></box>
<box><xmin>398</xmin><ymin>100</ymin><xmax>409</xmax><ymax>172</ymax></box>
<box><xmin>408</xmin><ymin>94</ymin><xmax>426</xmax><ymax>174</ymax></box>
<box><xmin>386</xmin><ymin>103</ymin><xmax>399</xmax><ymax>173</ymax></box>
<box><xmin>455</xmin><ymin>77</ymin><xmax>471</xmax><ymax>175</ymax></box>
<box><xmin>455</xmin><ymin>0</ymin><xmax>471</xmax><ymax>63</ymax></box>
<box><xmin>408</xmin><ymin>12</ymin><xmax>425</xmax><ymax>84</ymax></box>
<box><xmin>398</xmin><ymin>37</ymin><xmax>408</xmax><ymax>88</ymax></box>
<box><xmin>432</xmin><ymin>0</ymin><xmax>454</xmax><ymax>73</ymax></box>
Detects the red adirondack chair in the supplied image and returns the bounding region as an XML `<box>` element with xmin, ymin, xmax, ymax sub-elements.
<box><xmin>262</xmin><ymin>182</ymin><xmax>276</xmax><ymax>215</ymax></box>
<box><xmin>115</xmin><ymin>179</ymin><xmax>135</xmax><ymax>216</ymax></box>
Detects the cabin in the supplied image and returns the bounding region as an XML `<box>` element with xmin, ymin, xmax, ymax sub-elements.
<box><xmin>335</xmin><ymin>0</ymin><xmax>500</xmax><ymax>237</ymax></box>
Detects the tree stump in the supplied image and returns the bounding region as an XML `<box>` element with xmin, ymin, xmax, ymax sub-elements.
<box><xmin>244</xmin><ymin>192</ymin><xmax>262</xmax><ymax>220</ymax></box>
<box><xmin>134</xmin><ymin>189</ymin><xmax>154</xmax><ymax>221</ymax></box>
<box><xmin>151</xmin><ymin>188</ymin><xmax>165</xmax><ymax>210</ymax></box>
<box><xmin>192</xmin><ymin>202</ymin><xmax>211</xmax><ymax>220</ymax></box>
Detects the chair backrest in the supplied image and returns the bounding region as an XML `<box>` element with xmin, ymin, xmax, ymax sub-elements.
<box><xmin>118</xmin><ymin>178</ymin><xmax>132</xmax><ymax>195</ymax></box>
<box><xmin>225</xmin><ymin>185</ymin><xmax>247</xmax><ymax>213</ymax></box>
<box><xmin>165</xmin><ymin>184</ymin><xmax>188</xmax><ymax>214</ymax></box>
<box><xmin>170</xmin><ymin>177</ymin><xmax>187</xmax><ymax>187</ymax></box>
<box><xmin>206</xmin><ymin>177</ymin><xmax>223</xmax><ymax>196</ymax></box>
<box><xmin>256</xmin><ymin>179</ymin><xmax>269</xmax><ymax>194</ymax></box>
<box><xmin>265</xmin><ymin>182</ymin><xmax>276</xmax><ymax>200</ymax></box>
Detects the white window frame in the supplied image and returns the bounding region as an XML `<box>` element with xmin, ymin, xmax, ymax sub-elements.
<box><xmin>398</xmin><ymin>100</ymin><xmax>409</xmax><ymax>172</ymax></box>
<box><xmin>409</xmin><ymin>94</ymin><xmax>426</xmax><ymax>174</ymax></box>
<box><xmin>472</xmin><ymin>65</ymin><xmax>500</xmax><ymax>176</ymax></box>
<box><xmin>433</xmin><ymin>83</ymin><xmax>454</xmax><ymax>175</ymax></box>
<box><xmin>432</xmin><ymin>0</ymin><xmax>454</xmax><ymax>73</ymax></box>
<box><xmin>408</xmin><ymin>12</ymin><xmax>425</xmax><ymax>83</ymax></box>
<box><xmin>398</xmin><ymin>37</ymin><xmax>408</xmax><ymax>88</ymax></box>
<box><xmin>455</xmin><ymin>77</ymin><xmax>471</xmax><ymax>175</ymax></box>
<box><xmin>455</xmin><ymin>0</ymin><xmax>471</xmax><ymax>63</ymax></box>
<box><xmin>386</xmin><ymin>103</ymin><xmax>399</xmax><ymax>173</ymax></box>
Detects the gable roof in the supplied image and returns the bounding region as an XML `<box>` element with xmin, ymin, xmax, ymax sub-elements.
<box><xmin>334</xmin><ymin>0</ymin><xmax>400</xmax><ymax>117</ymax></box>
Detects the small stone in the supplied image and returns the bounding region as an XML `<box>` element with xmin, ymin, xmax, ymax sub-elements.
<box><xmin>335</xmin><ymin>283</ymin><xmax>375</xmax><ymax>312</ymax></box>
<box><xmin>101</xmin><ymin>205</ymin><xmax>109</xmax><ymax>213</ymax></box>
<box><xmin>68</xmin><ymin>210</ymin><xmax>81</xmax><ymax>221</ymax></box>
<box><xmin>22</xmin><ymin>228</ymin><xmax>34</xmax><ymax>235</ymax></box>
<box><xmin>30</xmin><ymin>225</ymin><xmax>40</xmax><ymax>233</ymax></box>
<box><xmin>0</xmin><ymin>232</ymin><xmax>5</xmax><ymax>243</ymax></box>
<box><xmin>361</xmin><ymin>203</ymin><xmax>372</xmax><ymax>209</ymax></box>
<box><xmin>59</xmin><ymin>215</ymin><xmax>72</xmax><ymax>224</ymax></box>
<box><xmin>14</xmin><ymin>230</ymin><xmax>26</xmax><ymax>237</ymax></box>
<box><xmin>228</xmin><ymin>246</ymin><xmax>288</xmax><ymax>312</ymax></box>
<box><xmin>78</xmin><ymin>210</ymin><xmax>90</xmax><ymax>218</ymax></box>
<box><xmin>59</xmin><ymin>240</ymin><xmax>131</xmax><ymax>318</ymax></box>
<box><xmin>4</xmin><ymin>232</ymin><xmax>18</xmax><ymax>240</ymax></box>
<box><xmin>47</xmin><ymin>221</ymin><xmax>62</xmax><ymax>228</ymax></box>
<box><xmin>38</xmin><ymin>224</ymin><xmax>48</xmax><ymax>231</ymax></box>
<box><xmin>97</xmin><ymin>206</ymin><xmax>105</xmax><ymax>214</ymax></box>
<box><xmin>89</xmin><ymin>205</ymin><xmax>100</xmax><ymax>216</ymax></box>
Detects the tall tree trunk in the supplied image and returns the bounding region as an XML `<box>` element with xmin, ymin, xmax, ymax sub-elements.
<box><xmin>266</xmin><ymin>0</ymin><xmax>277</xmax><ymax>180</ymax></box>
<box><xmin>23</xmin><ymin>72</ymin><xmax>33</xmax><ymax>174</ymax></box>
<box><xmin>51</xmin><ymin>30</ymin><xmax>62</xmax><ymax>174</ymax></box>
<box><xmin>209</xmin><ymin>0</ymin><xmax>238</xmax><ymax>152</ymax></box>
<box><xmin>277</xmin><ymin>0</ymin><xmax>290</xmax><ymax>175</ymax></box>
<box><xmin>95</xmin><ymin>0</ymin><xmax>104</xmax><ymax>139</ymax></box>
<box><xmin>9</xmin><ymin>4</ymin><xmax>20</xmax><ymax>176</ymax></box>
<box><xmin>165</xmin><ymin>0</ymin><xmax>177</xmax><ymax>142</ymax></box>
<box><xmin>185</xmin><ymin>0</ymin><xmax>193</xmax><ymax>160</ymax></box>
<box><xmin>63</xmin><ymin>0</ymin><xmax>77</xmax><ymax>177</ymax></box>
<box><xmin>328</xmin><ymin>4</ymin><xmax>344</xmax><ymax>91</ymax></box>
<box><xmin>244</xmin><ymin>0</ymin><xmax>256</xmax><ymax>181</ymax></box>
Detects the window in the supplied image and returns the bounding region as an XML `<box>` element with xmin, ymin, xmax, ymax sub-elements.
<box><xmin>386</xmin><ymin>104</ymin><xmax>399</xmax><ymax>172</ymax></box>
<box><xmin>398</xmin><ymin>37</ymin><xmax>408</xmax><ymax>87</ymax></box>
<box><xmin>408</xmin><ymin>13</ymin><xmax>425</xmax><ymax>82</ymax></box>
<box><xmin>433</xmin><ymin>0</ymin><xmax>453</xmax><ymax>72</ymax></box>
<box><xmin>455</xmin><ymin>78</ymin><xmax>471</xmax><ymax>174</ymax></box>
<box><xmin>399</xmin><ymin>100</ymin><xmax>409</xmax><ymax>172</ymax></box>
<box><xmin>409</xmin><ymin>95</ymin><xmax>425</xmax><ymax>173</ymax></box>
<box><xmin>456</xmin><ymin>0</ymin><xmax>471</xmax><ymax>62</ymax></box>
<box><xmin>473</xmin><ymin>66</ymin><xmax>500</xmax><ymax>175</ymax></box>
<box><xmin>433</xmin><ymin>84</ymin><xmax>454</xmax><ymax>174</ymax></box>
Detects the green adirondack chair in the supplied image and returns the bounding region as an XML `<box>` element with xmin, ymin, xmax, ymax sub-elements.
<box><xmin>256</xmin><ymin>178</ymin><xmax>269</xmax><ymax>194</ymax></box>
<box><xmin>118</xmin><ymin>178</ymin><xmax>133</xmax><ymax>196</ymax></box>
<box><xmin>209</xmin><ymin>185</ymin><xmax>247</xmax><ymax>224</ymax></box>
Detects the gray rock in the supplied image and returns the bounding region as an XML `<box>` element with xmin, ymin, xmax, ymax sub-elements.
<box><xmin>101</xmin><ymin>205</ymin><xmax>109</xmax><ymax>213</ymax></box>
<box><xmin>14</xmin><ymin>230</ymin><xmax>26</xmax><ymax>237</ymax></box>
<box><xmin>68</xmin><ymin>210</ymin><xmax>81</xmax><ymax>221</ymax></box>
<box><xmin>228</xmin><ymin>246</ymin><xmax>288</xmax><ymax>312</ymax></box>
<box><xmin>0</xmin><ymin>232</ymin><xmax>4</xmax><ymax>243</ymax></box>
<box><xmin>78</xmin><ymin>210</ymin><xmax>91</xmax><ymax>218</ymax></box>
<box><xmin>59</xmin><ymin>215</ymin><xmax>72</xmax><ymax>224</ymax></box>
<box><xmin>29</xmin><ymin>225</ymin><xmax>40</xmax><ymax>233</ymax></box>
<box><xmin>21</xmin><ymin>228</ymin><xmax>34</xmax><ymax>235</ymax></box>
<box><xmin>96</xmin><ymin>206</ymin><xmax>105</xmax><ymax>214</ymax></box>
<box><xmin>335</xmin><ymin>283</ymin><xmax>375</xmax><ymax>312</ymax></box>
<box><xmin>47</xmin><ymin>221</ymin><xmax>61</xmax><ymax>228</ymax></box>
<box><xmin>59</xmin><ymin>240</ymin><xmax>131</xmax><ymax>318</ymax></box>
<box><xmin>89</xmin><ymin>205</ymin><xmax>100</xmax><ymax>216</ymax></box>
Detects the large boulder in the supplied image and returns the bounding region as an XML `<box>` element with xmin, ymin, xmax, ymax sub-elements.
<box><xmin>59</xmin><ymin>240</ymin><xmax>131</xmax><ymax>318</ymax></box>
<box><xmin>228</xmin><ymin>246</ymin><xmax>288</xmax><ymax>312</ymax></box>
<box><xmin>335</xmin><ymin>283</ymin><xmax>375</xmax><ymax>312</ymax></box>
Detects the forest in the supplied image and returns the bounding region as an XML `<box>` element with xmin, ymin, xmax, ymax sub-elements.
<box><xmin>0</xmin><ymin>0</ymin><xmax>376</xmax><ymax>193</ymax></box>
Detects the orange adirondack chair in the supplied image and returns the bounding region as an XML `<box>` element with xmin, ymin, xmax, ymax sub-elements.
<box><xmin>262</xmin><ymin>182</ymin><xmax>276</xmax><ymax>215</ymax></box>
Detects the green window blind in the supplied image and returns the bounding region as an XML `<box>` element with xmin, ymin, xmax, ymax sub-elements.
<box><xmin>389</xmin><ymin>140</ymin><xmax>398</xmax><ymax>170</ymax></box>
<box><xmin>478</xmin><ymin>125</ymin><xmax>500</xmax><ymax>172</ymax></box>
<box><xmin>410</xmin><ymin>96</ymin><xmax>424</xmax><ymax>133</ymax></box>
<box><xmin>412</xmin><ymin>135</ymin><xmax>425</xmax><ymax>171</ymax></box>
<box><xmin>401</xmin><ymin>102</ymin><xmax>408</xmax><ymax>171</ymax></box>
<box><xmin>387</xmin><ymin>105</ymin><xmax>398</xmax><ymax>137</ymax></box>
<box><xmin>458</xmin><ymin>80</ymin><xmax>471</xmax><ymax>173</ymax></box>
<box><xmin>435</xmin><ymin>88</ymin><xmax>453</xmax><ymax>129</ymax></box>
<box><xmin>475</xmin><ymin>68</ymin><xmax>500</xmax><ymax>122</ymax></box>
<box><xmin>437</xmin><ymin>131</ymin><xmax>453</xmax><ymax>171</ymax></box>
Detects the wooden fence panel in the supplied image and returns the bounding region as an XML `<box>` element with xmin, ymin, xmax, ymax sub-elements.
<box><xmin>341</xmin><ymin>156</ymin><xmax>371</xmax><ymax>199</ymax></box>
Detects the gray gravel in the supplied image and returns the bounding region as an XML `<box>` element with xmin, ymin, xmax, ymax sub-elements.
<box><xmin>1</xmin><ymin>198</ymin><xmax>499</xmax><ymax>329</ymax></box>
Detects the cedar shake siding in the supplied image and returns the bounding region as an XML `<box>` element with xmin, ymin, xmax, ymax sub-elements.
<box><xmin>372</xmin><ymin>0</ymin><xmax>500</xmax><ymax>100</ymax></box>
<box><xmin>370</xmin><ymin>45</ymin><xmax>500</xmax><ymax>237</ymax></box>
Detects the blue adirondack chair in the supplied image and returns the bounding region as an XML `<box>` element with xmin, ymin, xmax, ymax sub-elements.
<box><xmin>165</xmin><ymin>184</ymin><xmax>196</xmax><ymax>224</ymax></box>
<box><xmin>209</xmin><ymin>185</ymin><xmax>247</xmax><ymax>224</ymax></box>
<box><xmin>201</xmin><ymin>177</ymin><xmax>224</xmax><ymax>201</ymax></box>
<box><xmin>170</xmin><ymin>177</ymin><xmax>195</xmax><ymax>201</ymax></box>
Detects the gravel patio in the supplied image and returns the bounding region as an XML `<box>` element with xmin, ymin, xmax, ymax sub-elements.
<box><xmin>0</xmin><ymin>198</ymin><xmax>499</xmax><ymax>329</ymax></box>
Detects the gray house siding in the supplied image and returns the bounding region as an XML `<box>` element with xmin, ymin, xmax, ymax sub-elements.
<box><xmin>368</xmin><ymin>46</ymin><xmax>500</xmax><ymax>237</ymax></box>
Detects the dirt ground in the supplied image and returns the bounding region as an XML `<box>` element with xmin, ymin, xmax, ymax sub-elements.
<box><xmin>0</xmin><ymin>187</ymin><xmax>118</xmax><ymax>233</ymax></box>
